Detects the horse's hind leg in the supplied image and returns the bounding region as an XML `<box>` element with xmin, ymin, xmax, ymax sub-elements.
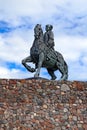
<box><xmin>47</xmin><ymin>68</ymin><xmax>57</xmax><ymax>80</ymax></box>
<box><xmin>22</xmin><ymin>56</ymin><xmax>35</xmax><ymax>72</ymax></box>
<box><xmin>56</xmin><ymin>61</ymin><xmax>68</xmax><ymax>80</ymax></box>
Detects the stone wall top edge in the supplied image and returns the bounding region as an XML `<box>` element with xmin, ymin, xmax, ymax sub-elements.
<box><xmin>0</xmin><ymin>77</ymin><xmax>87</xmax><ymax>83</ymax></box>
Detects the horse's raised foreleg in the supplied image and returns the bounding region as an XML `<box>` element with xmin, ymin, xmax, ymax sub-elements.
<box><xmin>22</xmin><ymin>56</ymin><xmax>35</xmax><ymax>72</ymax></box>
<box><xmin>34</xmin><ymin>52</ymin><xmax>44</xmax><ymax>77</ymax></box>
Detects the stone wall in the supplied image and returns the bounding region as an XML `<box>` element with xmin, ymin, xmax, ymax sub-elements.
<box><xmin>0</xmin><ymin>78</ymin><xmax>87</xmax><ymax>130</ymax></box>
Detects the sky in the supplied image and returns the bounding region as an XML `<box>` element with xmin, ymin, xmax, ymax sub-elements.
<box><xmin>0</xmin><ymin>0</ymin><xmax>87</xmax><ymax>81</ymax></box>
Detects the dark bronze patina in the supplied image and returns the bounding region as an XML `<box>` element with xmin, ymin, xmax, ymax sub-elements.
<box><xmin>22</xmin><ymin>24</ymin><xmax>68</xmax><ymax>80</ymax></box>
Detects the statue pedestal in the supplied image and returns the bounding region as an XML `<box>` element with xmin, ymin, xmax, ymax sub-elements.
<box><xmin>0</xmin><ymin>78</ymin><xmax>87</xmax><ymax>129</ymax></box>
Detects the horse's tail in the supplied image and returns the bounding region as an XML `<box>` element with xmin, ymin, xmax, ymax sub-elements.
<box><xmin>56</xmin><ymin>51</ymin><xmax>68</xmax><ymax>80</ymax></box>
<box><xmin>64</xmin><ymin>61</ymin><xmax>68</xmax><ymax>79</ymax></box>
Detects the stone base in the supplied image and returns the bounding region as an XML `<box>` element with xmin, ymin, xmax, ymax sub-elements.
<box><xmin>0</xmin><ymin>78</ymin><xmax>87</xmax><ymax>129</ymax></box>
<box><xmin>25</xmin><ymin>77</ymin><xmax>49</xmax><ymax>80</ymax></box>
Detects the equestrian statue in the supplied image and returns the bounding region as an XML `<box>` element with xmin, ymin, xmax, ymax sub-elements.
<box><xmin>22</xmin><ymin>24</ymin><xmax>68</xmax><ymax>80</ymax></box>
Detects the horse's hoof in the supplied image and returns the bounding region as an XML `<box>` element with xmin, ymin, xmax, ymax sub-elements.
<box><xmin>31</xmin><ymin>68</ymin><xmax>35</xmax><ymax>72</ymax></box>
<box><xmin>51</xmin><ymin>76</ymin><xmax>57</xmax><ymax>80</ymax></box>
<box><xmin>34</xmin><ymin>73</ymin><xmax>39</xmax><ymax>77</ymax></box>
<box><xmin>60</xmin><ymin>75</ymin><xmax>68</xmax><ymax>81</ymax></box>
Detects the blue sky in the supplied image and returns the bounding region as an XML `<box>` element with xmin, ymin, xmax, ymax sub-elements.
<box><xmin>0</xmin><ymin>0</ymin><xmax>87</xmax><ymax>81</ymax></box>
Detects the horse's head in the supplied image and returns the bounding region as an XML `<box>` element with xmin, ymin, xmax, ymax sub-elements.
<box><xmin>34</xmin><ymin>24</ymin><xmax>43</xmax><ymax>39</ymax></box>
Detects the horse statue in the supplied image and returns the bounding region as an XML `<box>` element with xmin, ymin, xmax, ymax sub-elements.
<box><xmin>22</xmin><ymin>24</ymin><xmax>68</xmax><ymax>80</ymax></box>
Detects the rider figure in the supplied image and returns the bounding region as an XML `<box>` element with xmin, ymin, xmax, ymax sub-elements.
<box><xmin>43</xmin><ymin>24</ymin><xmax>55</xmax><ymax>50</ymax></box>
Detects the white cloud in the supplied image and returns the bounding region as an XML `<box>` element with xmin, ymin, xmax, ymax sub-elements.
<box><xmin>55</xmin><ymin>36</ymin><xmax>87</xmax><ymax>61</ymax></box>
<box><xmin>0</xmin><ymin>0</ymin><xmax>86</xmax><ymax>25</ymax></box>
<box><xmin>69</xmin><ymin>61</ymin><xmax>87</xmax><ymax>81</ymax></box>
<box><xmin>0</xmin><ymin>28</ymin><xmax>34</xmax><ymax>63</ymax></box>
<box><xmin>0</xmin><ymin>36</ymin><xmax>26</xmax><ymax>63</ymax></box>
<box><xmin>0</xmin><ymin>0</ymin><xmax>58</xmax><ymax>25</ymax></box>
<box><xmin>0</xmin><ymin>66</ymin><xmax>34</xmax><ymax>79</ymax></box>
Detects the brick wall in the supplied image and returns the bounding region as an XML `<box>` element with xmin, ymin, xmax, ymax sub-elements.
<box><xmin>0</xmin><ymin>78</ymin><xmax>87</xmax><ymax>130</ymax></box>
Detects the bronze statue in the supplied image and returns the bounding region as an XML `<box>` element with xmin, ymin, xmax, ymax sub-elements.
<box><xmin>22</xmin><ymin>24</ymin><xmax>68</xmax><ymax>80</ymax></box>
